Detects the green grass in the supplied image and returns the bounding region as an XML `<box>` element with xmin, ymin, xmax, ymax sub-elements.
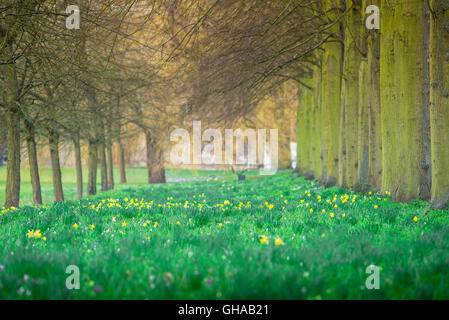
<box><xmin>1</xmin><ymin>169</ymin><xmax>449</xmax><ymax>299</ymax></box>
<box><xmin>0</xmin><ymin>166</ymin><xmax>244</xmax><ymax>206</ymax></box>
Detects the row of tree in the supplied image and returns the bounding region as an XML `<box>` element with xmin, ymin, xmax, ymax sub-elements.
<box><xmin>297</xmin><ymin>0</ymin><xmax>449</xmax><ymax>209</ymax></box>
<box><xmin>0</xmin><ymin>0</ymin><xmax>184</xmax><ymax>208</ymax></box>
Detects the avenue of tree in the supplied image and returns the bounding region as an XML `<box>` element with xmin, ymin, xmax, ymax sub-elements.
<box><xmin>1</xmin><ymin>0</ymin><xmax>448</xmax><ymax>210</ymax></box>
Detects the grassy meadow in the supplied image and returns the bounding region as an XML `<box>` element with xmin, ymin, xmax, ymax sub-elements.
<box><xmin>0</xmin><ymin>167</ymin><xmax>244</xmax><ymax>206</ymax></box>
<box><xmin>1</xmin><ymin>168</ymin><xmax>449</xmax><ymax>299</ymax></box>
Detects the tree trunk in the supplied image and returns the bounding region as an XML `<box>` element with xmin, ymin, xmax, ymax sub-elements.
<box><xmin>380</xmin><ymin>0</ymin><xmax>399</xmax><ymax>197</ymax></box>
<box><xmin>341</xmin><ymin>0</ymin><xmax>361</xmax><ymax>189</ymax></box>
<box><xmin>312</xmin><ymin>63</ymin><xmax>322</xmax><ymax>179</ymax></box>
<box><xmin>296</xmin><ymin>91</ymin><xmax>303</xmax><ymax>175</ymax></box>
<box><xmin>382</xmin><ymin>1</ymin><xmax>431</xmax><ymax>202</ymax></box>
<box><xmin>354</xmin><ymin>53</ymin><xmax>371</xmax><ymax>193</ymax></box>
<box><xmin>319</xmin><ymin>62</ymin><xmax>329</xmax><ymax>184</ymax></box>
<box><xmin>367</xmin><ymin>0</ymin><xmax>382</xmax><ymax>190</ymax></box>
<box><xmin>322</xmin><ymin>0</ymin><xmax>344</xmax><ymax>187</ymax></box>
<box><xmin>98</xmin><ymin>123</ymin><xmax>108</xmax><ymax>192</ymax></box>
<box><xmin>4</xmin><ymin>108</ymin><xmax>21</xmax><ymax>208</ymax></box>
<box><xmin>106</xmin><ymin>124</ymin><xmax>114</xmax><ymax>190</ymax></box>
<box><xmin>72</xmin><ymin>133</ymin><xmax>83</xmax><ymax>199</ymax></box>
<box><xmin>145</xmin><ymin>131</ymin><xmax>166</xmax><ymax>184</ymax></box>
<box><xmin>48</xmin><ymin>129</ymin><xmax>64</xmax><ymax>202</ymax></box>
<box><xmin>429</xmin><ymin>0</ymin><xmax>449</xmax><ymax>209</ymax></box>
<box><xmin>297</xmin><ymin>79</ymin><xmax>314</xmax><ymax>178</ymax></box>
<box><xmin>99</xmin><ymin>140</ymin><xmax>108</xmax><ymax>192</ymax></box>
<box><xmin>355</xmin><ymin>1</ymin><xmax>372</xmax><ymax>193</ymax></box>
<box><xmin>25</xmin><ymin>120</ymin><xmax>42</xmax><ymax>205</ymax></box>
<box><xmin>87</xmin><ymin>140</ymin><xmax>98</xmax><ymax>195</ymax></box>
<box><xmin>118</xmin><ymin>135</ymin><xmax>127</xmax><ymax>183</ymax></box>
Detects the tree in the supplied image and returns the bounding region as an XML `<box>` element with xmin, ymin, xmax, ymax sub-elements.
<box><xmin>322</xmin><ymin>0</ymin><xmax>344</xmax><ymax>187</ymax></box>
<box><xmin>381</xmin><ymin>0</ymin><xmax>431</xmax><ymax>202</ymax></box>
<box><xmin>429</xmin><ymin>0</ymin><xmax>449</xmax><ymax>209</ymax></box>
<box><xmin>341</xmin><ymin>0</ymin><xmax>361</xmax><ymax>189</ymax></box>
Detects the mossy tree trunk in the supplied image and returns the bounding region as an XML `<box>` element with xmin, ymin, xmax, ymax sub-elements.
<box><xmin>312</xmin><ymin>63</ymin><xmax>323</xmax><ymax>179</ymax></box>
<box><xmin>367</xmin><ymin>0</ymin><xmax>382</xmax><ymax>190</ymax></box>
<box><xmin>380</xmin><ymin>0</ymin><xmax>399</xmax><ymax>197</ymax></box>
<box><xmin>381</xmin><ymin>1</ymin><xmax>431</xmax><ymax>202</ymax></box>
<box><xmin>297</xmin><ymin>77</ymin><xmax>314</xmax><ymax>178</ymax></box>
<box><xmin>429</xmin><ymin>0</ymin><xmax>449</xmax><ymax>209</ymax></box>
<box><xmin>106</xmin><ymin>123</ymin><xmax>114</xmax><ymax>190</ymax></box>
<box><xmin>296</xmin><ymin>89</ymin><xmax>303</xmax><ymax>175</ymax></box>
<box><xmin>25</xmin><ymin>119</ymin><xmax>42</xmax><ymax>205</ymax></box>
<box><xmin>322</xmin><ymin>0</ymin><xmax>344</xmax><ymax>187</ymax></box>
<box><xmin>341</xmin><ymin>0</ymin><xmax>361</xmax><ymax>189</ymax></box>
<box><xmin>48</xmin><ymin>128</ymin><xmax>64</xmax><ymax>202</ymax></box>
<box><xmin>355</xmin><ymin>0</ymin><xmax>372</xmax><ymax>193</ymax></box>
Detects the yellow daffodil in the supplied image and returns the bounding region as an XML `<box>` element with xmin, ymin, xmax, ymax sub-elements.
<box><xmin>259</xmin><ymin>236</ymin><xmax>269</xmax><ymax>245</ymax></box>
<box><xmin>274</xmin><ymin>238</ymin><xmax>284</xmax><ymax>246</ymax></box>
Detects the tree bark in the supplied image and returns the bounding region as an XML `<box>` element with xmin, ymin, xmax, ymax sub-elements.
<box><xmin>429</xmin><ymin>0</ymin><xmax>449</xmax><ymax>209</ymax></box>
<box><xmin>72</xmin><ymin>133</ymin><xmax>83</xmax><ymax>199</ymax></box>
<box><xmin>297</xmin><ymin>78</ymin><xmax>314</xmax><ymax>178</ymax></box>
<box><xmin>355</xmin><ymin>1</ymin><xmax>372</xmax><ymax>193</ymax></box>
<box><xmin>380</xmin><ymin>0</ymin><xmax>399</xmax><ymax>197</ymax></box>
<box><xmin>311</xmin><ymin>63</ymin><xmax>322</xmax><ymax>179</ymax></box>
<box><xmin>87</xmin><ymin>140</ymin><xmax>98</xmax><ymax>195</ymax></box>
<box><xmin>118</xmin><ymin>135</ymin><xmax>127</xmax><ymax>183</ymax></box>
<box><xmin>48</xmin><ymin>128</ymin><xmax>64</xmax><ymax>202</ymax></box>
<box><xmin>354</xmin><ymin>53</ymin><xmax>371</xmax><ymax>193</ymax></box>
<box><xmin>322</xmin><ymin>0</ymin><xmax>344</xmax><ymax>187</ymax></box>
<box><xmin>381</xmin><ymin>1</ymin><xmax>431</xmax><ymax>202</ymax></box>
<box><xmin>367</xmin><ymin>0</ymin><xmax>382</xmax><ymax>190</ymax></box>
<box><xmin>98</xmin><ymin>123</ymin><xmax>108</xmax><ymax>192</ymax></box>
<box><xmin>4</xmin><ymin>108</ymin><xmax>21</xmax><ymax>208</ymax></box>
<box><xmin>341</xmin><ymin>0</ymin><xmax>361</xmax><ymax>189</ymax></box>
<box><xmin>99</xmin><ymin>140</ymin><xmax>108</xmax><ymax>192</ymax></box>
<box><xmin>2</xmin><ymin>43</ymin><xmax>20</xmax><ymax>209</ymax></box>
<box><xmin>25</xmin><ymin>120</ymin><xmax>42</xmax><ymax>205</ymax></box>
<box><xmin>145</xmin><ymin>131</ymin><xmax>166</xmax><ymax>184</ymax></box>
<box><xmin>106</xmin><ymin>124</ymin><xmax>114</xmax><ymax>190</ymax></box>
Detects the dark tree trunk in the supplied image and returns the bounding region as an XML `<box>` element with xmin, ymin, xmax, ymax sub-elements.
<box><xmin>118</xmin><ymin>136</ymin><xmax>127</xmax><ymax>183</ymax></box>
<box><xmin>99</xmin><ymin>140</ymin><xmax>108</xmax><ymax>192</ymax></box>
<box><xmin>4</xmin><ymin>108</ymin><xmax>21</xmax><ymax>208</ymax></box>
<box><xmin>145</xmin><ymin>131</ymin><xmax>166</xmax><ymax>184</ymax></box>
<box><xmin>25</xmin><ymin>120</ymin><xmax>42</xmax><ymax>205</ymax></box>
<box><xmin>48</xmin><ymin>129</ymin><xmax>64</xmax><ymax>202</ymax></box>
<box><xmin>106</xmin><ymin>124</ymin><xmax>114</xmax><ymax>190</ymax></box>
<box><xmin>87</xmin><ymin>140</ymin><xmax>98</xmax><ymax>195</ymax></box>
<box><xmin>72</xmin><ymin>133</ymin><xmax>83</xmax><ymax>199</ymax></box>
